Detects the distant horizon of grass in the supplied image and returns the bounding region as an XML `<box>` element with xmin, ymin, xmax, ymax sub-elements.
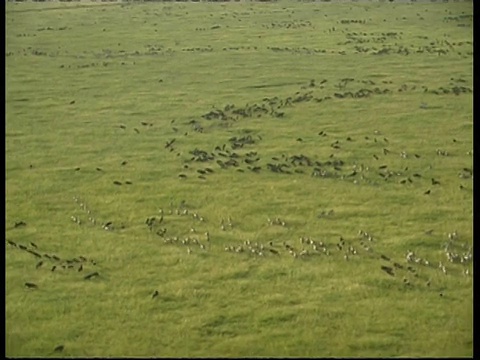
<box><xmin>6</xmin><ymin>0</ymin><xmax>472</xmax><ymax>357</ymax></box>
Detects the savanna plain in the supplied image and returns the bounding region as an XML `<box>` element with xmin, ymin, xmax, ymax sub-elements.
<box><xmin>5</xmin><ymin>0</ymin><xmax>473</xmax><ymax>357</ymax></box>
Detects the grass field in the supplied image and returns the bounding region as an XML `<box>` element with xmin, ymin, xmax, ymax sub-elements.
<box><xmin>5</xmin><ymin>0</ymin><xmax>473</xmax><ymax>357</ymax></box>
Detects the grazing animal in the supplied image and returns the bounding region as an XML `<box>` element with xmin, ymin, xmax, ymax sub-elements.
<box><xmin>25</xmin><ymin>282</ymin><xmax>38</xmax><ymax>289</ymax></box>
<box><xmin>7</xmin><ymin>240</ymin><xmax>17</xmax><ymax>247</ymax></box>
<box><xmin>165</xmin><ymin>138</ymin><xmax>176</xmax><ymax>148</ymax></box>
<box><xmin>27</xmin><ymin>250</ymin><xmax>42</xmax><ymax>258</ymax></box>
<box><xmin>84</xmin><ymin>272</ymin><xmax>99</xmax><ymax>280</ymax></box>
<box><xmin>14</xmin><ymin>221</ymin><xmax>27</xmax><ymax>228</ymax></box>
<box><xmin>380</xmin><ymin>266</ymin><xmax>395</xmax><ymax>276</ymax></box>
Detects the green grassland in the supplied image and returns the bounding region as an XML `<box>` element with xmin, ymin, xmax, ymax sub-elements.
<box><xmin>5</xmin><ymin>0</ymin><xmax>473</xmax><ymax>357</ymax></box>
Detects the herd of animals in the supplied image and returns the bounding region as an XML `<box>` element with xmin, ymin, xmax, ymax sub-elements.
<box><xmin>6</xmin><ymin>2</ymin><xmax>472</xmax><ymax>355</ymax></box>
<box><xmin>7</xmin><ymin>72</ymin><xmax>472</xmax><ymax>299</ymax></box>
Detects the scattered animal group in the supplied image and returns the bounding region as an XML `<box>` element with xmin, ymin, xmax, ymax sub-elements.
<box><xmin>6</xmin><ymin>230</ymin><xmax>99</xmax><ymax>289</ymax></box>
